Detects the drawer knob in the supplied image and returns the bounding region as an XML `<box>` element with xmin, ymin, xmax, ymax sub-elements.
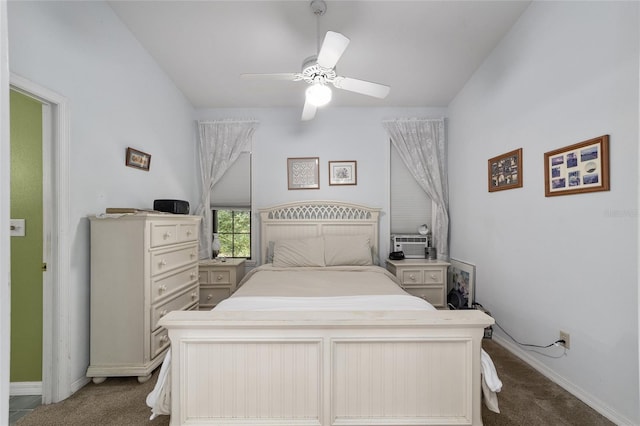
<box><xmin>190</xmin><ymin>272</ymin><xmax>197</xmax><ymax>279</ymax></box>
<box><xmin>158</xmin><ymin>285</ymin><xmax>167</xmax><ymax>294</ymax></box>
<box><xmin>160</xmin><ymin>335</ymin><xmax>169</xmax><ymax>343</ymax></box>
<box><xmin>207</xmin><ymin>294</ymin><xmax>213</xmax><ymax>300</ymax></box>
<box><xmin>409</xmin><ymin>274</ymin><xmax>416</xmax><ymax>281</ymax></box>
<box><xmin>163</xmin><ymin>232</ymin><xmax>172</xmax><ymax>239</ymax></box>
<box><xmin>216</xmin><ymin>274</ymin><xmax>223</xmax><ymax>281</ymax></box>
<box><xmin>160</xmin><ymin>309</ymin><xmax>168</xmax><ymax>317</ymax></box>
<box><xmin>429</xmin><ymin>273</ymin><xmax>437</xmax><ymax>280</ymax></box>
<box><xmin>191</xmin><ymin>291</ymin><xmax>198</xmax><ymax>300</ymax></box>
<box><xmin>186</xmin><ymin>230</ymin><xmax>192</xmax><ymax>236</ymax></box>
<box><xmin>190</xmin><ymin>252</ymin><xmax>196</xmax><ymax>258</ymax></box>
<box><xmin>159</xmin><ymin>259</ymin><xmax>167</xmax><ymax>267</ymax></box>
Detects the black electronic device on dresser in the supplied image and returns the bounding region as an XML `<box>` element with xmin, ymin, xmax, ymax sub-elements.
<box><xmin>153</xmin><ymin>199</ymin><xmax>190</xmax><ymax>214</ymax></box>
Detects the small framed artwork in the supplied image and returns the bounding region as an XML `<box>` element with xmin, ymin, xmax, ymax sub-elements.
<box><xmin>448</xmin><ymin>259</ymin><xmax>475</xmax><ymax>309</ymax></box>
<box><xmin>328</xmin><ymin>160</ymin><xmax>357</xmax><ymax>186</ymax></box>
<box><xmin>544</xmin><ymin>135</ymin><xmax>610</xmax><ymax>197</ymax></box>
<box><xmin>488</xmin><ymin>148</ymin><xmax>522</xmax><ymax>192</ymax></box>
<box><xmin>287</xmin><ymin>157</ymin><xmax>320</xmax><ymax>190</ymax></box>
<box><xmin>125</xmin><ymin>147</ymin><xmax>151</xmax><ymax>171</ymax></box>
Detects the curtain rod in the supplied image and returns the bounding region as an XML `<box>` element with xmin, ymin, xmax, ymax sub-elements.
<box><xmin>197</xmin><ymin>119</ymin><xmax>259</xmax><ymax>125</ymax></box>
<box><xmin>382</xmin><ymin>117</ymin><xmax>445</xmax><ymax>123</ymax></box>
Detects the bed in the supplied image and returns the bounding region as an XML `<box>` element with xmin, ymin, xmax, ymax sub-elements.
<box><xmin>154</xmin><ymin>201</ymin><xmax>496</xmax><ymax>425</ymax></box>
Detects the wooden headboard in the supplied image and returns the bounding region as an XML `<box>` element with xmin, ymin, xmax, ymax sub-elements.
<box><xmin>258</xmin><ymin>200</ymin><xmax>381</xmax><ymax>265</ymax></box>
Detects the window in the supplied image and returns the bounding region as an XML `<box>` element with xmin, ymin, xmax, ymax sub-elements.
<box><xmin>210</xmin><ymin>151</ymin><xmax>252</xmax><ymax>259</ymax></box>
<box><xmin>213</xmin><ymin>209</ymin><xmax>251</xmax><ymax>258</ymax></box>
<box><xmin>390</xmin><ymin>144</ymin><xmax>432</xmax><ymax>234</ymax></box>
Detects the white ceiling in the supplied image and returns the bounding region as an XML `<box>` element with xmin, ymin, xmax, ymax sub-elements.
<box><xmin>109</xmin><ymin>1</ymin><xmax>531</xmax><ymax>109</ymax></box>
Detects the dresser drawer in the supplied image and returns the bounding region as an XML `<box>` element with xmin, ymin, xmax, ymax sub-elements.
<box><xmin>151</xmin><ymin>284</ymin><xmax>199</xmax><ymax>331</ymax></box>
<box><xmin>404</xmin><ymin>286</ymin><xmax>445</xmax><ymax>307</ymax></box>
<box><xmin>151</xmin><ymin>264</ymin><xmax>198</xmax><ymax>303</ymax></box>
<box><xmin>151</xmin><ymin>302</ymin><xmax>198</xmax><ymax>359</ymax></box>
<box><xmin>151</xmin><ymin>243</ymin><xmax>198</xmax><ymax>276</ymax></box>
<box><xmin>150</xmin><ymin>223</ymin><xmax>179</xmax><ymax>247</ymax></box>
<box><xmin>199</xmin><ymin>287</ymin><xmax>231</xmax><ymax>309</ymax></box>
<box><xmin>178</xmin><ymin>223</ymin><xmax>198</xmax><ymax>243</ymax></box>
<box><xmin>151</xmin><ymin>327</ymin><xmax>170</xmax><ymax>360</ymax></box>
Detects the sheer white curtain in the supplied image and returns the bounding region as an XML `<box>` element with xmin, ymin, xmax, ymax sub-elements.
<box><xmin>195</xmin><ymin>120</ymin><xmax>258</xmax><ymax>259</ymax></box>
<box><xmin>382</xmin><ymin>118</ymin><xmax>449</xmax><ymax>259</ymax></box>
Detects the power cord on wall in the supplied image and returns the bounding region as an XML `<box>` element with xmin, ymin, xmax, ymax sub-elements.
<box><xmin>493</xmin><ymin>322</ymin><xmax>565</xmax><ymax>349</ymax></box>
<box><xmin>473</xmin><ymin>302</ymin><xmax>568</xmax><ymax>358</ymax></box>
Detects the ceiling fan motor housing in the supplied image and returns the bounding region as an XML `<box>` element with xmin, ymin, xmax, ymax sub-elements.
<box><xmin>301</xmin><ymin>55</ymin><xmax>336</xmax><ymax>84</ymax></box>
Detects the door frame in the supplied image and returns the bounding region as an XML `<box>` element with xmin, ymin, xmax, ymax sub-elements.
<box><xmin>9</xmin><ymin>73</ymin><xmax>71</xmax><ymax>404</ymax></box>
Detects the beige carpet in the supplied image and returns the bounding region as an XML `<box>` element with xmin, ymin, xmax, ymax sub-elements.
<box><xmin>16</xmin><ymin>340</ymin><xmax>613</xmax><ymax>425</ymax></box>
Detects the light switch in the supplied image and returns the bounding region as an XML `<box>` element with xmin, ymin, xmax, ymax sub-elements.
<box><xmin>10</xmin><ymin>219</ymin><xmax>25</xmax><ymax>237</ymax></box>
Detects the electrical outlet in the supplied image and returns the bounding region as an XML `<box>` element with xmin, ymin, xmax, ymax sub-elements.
<box><xmin>559</xmin><ymin>331</ymin><xmax>570</xmax><ymax>349</ymax></box>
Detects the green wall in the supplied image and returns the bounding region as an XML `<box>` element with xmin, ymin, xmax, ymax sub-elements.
<box><xmin>10</xmin><ymin>90</ymin><xmax>43</xmax><ymax>382</ymax></box>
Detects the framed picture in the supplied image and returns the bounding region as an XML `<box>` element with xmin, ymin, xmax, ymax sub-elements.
<box><xmin>488</xmin><ymin>148</ymin><xmax>522</xmax><ymax>192</ymax></box>
<box><xmin>544</xmin><ymin>135</ymin><xmax>610</xmax><ymax>197</ymax></box>
<box><xmin>448</xmin><ymin>259</ymin><xmax>475</xmax><ymax>309</ymax></box>
<box><xmin>125</xmin><ymin>147</ymin><xmax>151</xmax><ymax>171</ymax></box>
<box><xmin>328</xmin><ymin>160</ymin><xmax>357</xmax><ymax>186</ymax></box>
<box><xmin>287</xmin><ymin>157</ymin><xmax>320</xmax><ymax>190</ymax></box>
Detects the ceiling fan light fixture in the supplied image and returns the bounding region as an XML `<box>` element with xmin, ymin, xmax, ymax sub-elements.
<box><xmin>305</xmin><ymin>83</ymin><xmax>332</xmax><ymax>106</ymax></box>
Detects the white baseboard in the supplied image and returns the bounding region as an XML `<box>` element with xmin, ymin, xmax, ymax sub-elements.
<box><xmin>71</xmin><ymin>376</ymin><xmax>90</xmax><ymax>394</ymax></box>
<box><xmin>10</xmin><ymin>382</ymin><xmax>42</xmax><ymax>396</ymax></box>
<box><xmin>492</xmin><ymin>335</ymin><xmax>635</xmax><ymax>426</ymax></box>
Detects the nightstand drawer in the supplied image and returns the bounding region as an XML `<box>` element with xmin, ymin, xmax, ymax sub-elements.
<box><xmin>199</xmin><ymin>287</ymin><xmax>232</xmax><ymax>309</ymax></box>
<box><xmin>399</xmin><ymin>269</ymin><xmax>424</xmax><ymax>285</ymax></box>
<box><xmin>207</xmin><ymin>270</ymin><xmax>232</xmax><ymax>285</ymax></box>
<box><xmin>404</xmin><ymin>287</ymin><xmax>445</xmax><ymax>307</ymax></box>
<box><xmin>423</xmin><ymin>268</ymin><xmax>445</xmax><ymax>284</ymax></box>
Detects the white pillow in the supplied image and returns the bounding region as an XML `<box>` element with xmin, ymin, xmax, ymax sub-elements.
<box><xmin>272</xmin><ymin>236</ymin><xmax>325</xmax><ymax>267</ymax></box>
<box><xmin>324</xmin><ymin>234</ymin><xmax>372</xmax><ymax>266</ymax></box>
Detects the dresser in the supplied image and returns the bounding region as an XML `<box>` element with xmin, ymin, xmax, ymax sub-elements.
<box><xmin>198</xmin><ymin>258</ymin><xmax>246</xmax><ymax>310</ymax></box>
<box><xmin>385</xmin><ymin>259</ymin><xmax>450</xmax><ymax>309</ymax></box>
<box><xmin>87</xmin><ymin>213</ymin><xmax>200</xmax><ymax>384</ymax></box>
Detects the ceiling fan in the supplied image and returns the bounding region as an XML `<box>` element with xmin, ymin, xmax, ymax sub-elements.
<box><xmin>241</xmin><ymin>0</ymin><xmax>391</xmax><ymax>121</ymax></box>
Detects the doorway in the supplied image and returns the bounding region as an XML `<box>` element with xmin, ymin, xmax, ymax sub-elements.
<box><xmin>9</xmin><ymin>89</ymin><xmax>44</xmax><ymax>396</ymax></box>
<box><xmin>9</xmin><ymin>74</ymin><xmax>71</xmax><ymax>406</ymax></box>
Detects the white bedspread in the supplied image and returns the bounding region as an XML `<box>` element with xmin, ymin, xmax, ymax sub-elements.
<box><xmin>216</xmin><ymin>294</ymin><xmax>436</xmax><ymax>311</ymax></box>
<box><xmin>147</xmin><ymin>266</ymin><xmax>501</xmax><ymax>418</ymax></box>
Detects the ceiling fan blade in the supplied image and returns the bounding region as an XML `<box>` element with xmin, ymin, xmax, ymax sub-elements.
<box><xmin>316</xmin><ymin>31</ymin><xmax>350</xmax><ymax>69</ymax></box>
<box><xmin>333</xmin><ymin>76</ymin><xmax>390</xmax><ymax>99</ymax></box>
<box><xmin>240</xmin><ymin>73</ymin><xmax>298</xmax><ymax>81</ymax></box>
<box><xmin>301</xmin><ymin>99</ymin><xmax>317</xmax><ymax>121</ymax></box>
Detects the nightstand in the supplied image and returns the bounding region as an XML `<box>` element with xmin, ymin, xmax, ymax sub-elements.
<box><xmin>385</xmin><ymin>259</ymin><xmax>450</xmax><ymax>309</ymax></box>
<box><xmin>198</xmin><ymin>258</ymin><xmax>246</xmax><ymax>310</ymax></box>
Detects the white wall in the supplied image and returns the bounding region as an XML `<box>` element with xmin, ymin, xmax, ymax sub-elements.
<box><xmin>194</xmin><ymin>107</ymin><xmax>445</xmax><ymax>263</ymax></box>
<box><xmin>8</xmin><ymin>1</ymin><xmax>197</xmax><ymax>389</ymax></box>
<box><xmin>448</xmin><ymin>2</ymin><xmax>639</xmax><ymax>424</ymax></box>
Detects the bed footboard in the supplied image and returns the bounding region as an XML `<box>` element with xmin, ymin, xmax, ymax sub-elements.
<box><xmin>160</xmin><ymin>309</ymin><xmax>493</xmax><ymax>426</ymax></box>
